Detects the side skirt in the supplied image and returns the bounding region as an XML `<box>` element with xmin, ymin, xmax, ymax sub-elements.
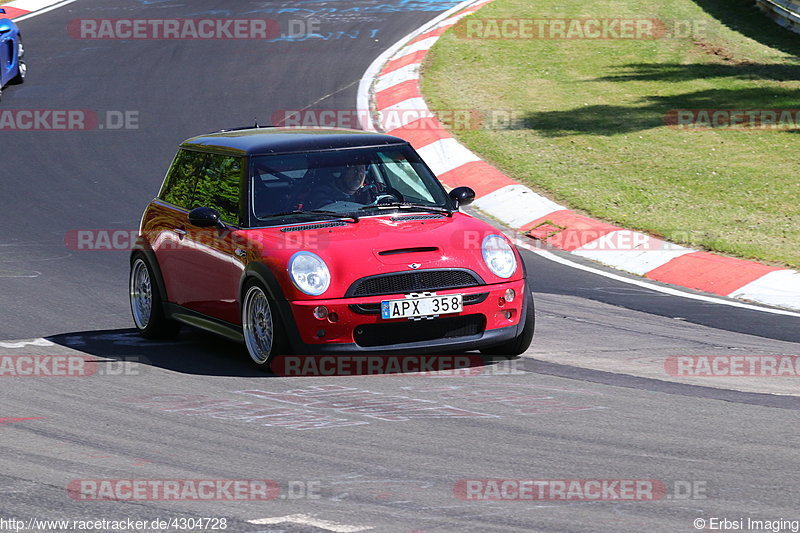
<box><xmin>164</xmin><ymin>303</ymin><xmax>244</xmax><ymax>344</ymax></box>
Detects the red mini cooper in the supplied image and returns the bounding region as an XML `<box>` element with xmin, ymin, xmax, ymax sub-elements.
<box><xmin>130</xmin><ymin>127</ymin><xmax>534</xmax><ymax>370</ymax></box>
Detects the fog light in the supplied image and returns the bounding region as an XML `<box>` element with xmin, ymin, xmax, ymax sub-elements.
<box><xmin>316</xmin><ymin>329</ymin><xmax>326</xmax><ymax>338</ymax></box>
<box><xmin>313</xmin><ymin>306</ymin><xmax>329</xmax><ymax>319</ymax></box>
<box><xmin>504</xmin><ymin>289</ymin><xmax>515</xmax><ymax>303</ymax></box>
<box><xmin>504</xmin><ymin>310</ymin><xmax>512</xmax><ymax>320</ymax></box>
<box><xmin>328</xmin><ymin>312</ymin><xmax>339</xmax><ymax>323</ymax></box>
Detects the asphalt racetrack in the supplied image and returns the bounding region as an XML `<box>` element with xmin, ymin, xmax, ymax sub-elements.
<box><xmin>0</xmin><ymin>1</ymin><xmax>798</xmax><ymax>532</ymax></box>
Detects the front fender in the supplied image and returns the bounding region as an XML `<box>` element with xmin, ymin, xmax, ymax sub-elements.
<box><xmin>240</xmin><ymin>262</ymin><xmax>307</xmax><ymax>353</ymax></box>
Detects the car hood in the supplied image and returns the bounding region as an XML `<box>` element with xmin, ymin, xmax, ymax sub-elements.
<box><xmin>240</xmin><ymin>212</ymin><xmax>523</xmax><ymax>299</ymax></box>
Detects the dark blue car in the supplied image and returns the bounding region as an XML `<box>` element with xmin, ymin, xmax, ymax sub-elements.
<box><xmin>0</xmin><ymin>8</ymin><xmax>26</xmax><ymax>101</ymax></box>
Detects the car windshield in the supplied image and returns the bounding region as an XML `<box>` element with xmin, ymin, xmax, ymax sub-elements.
<box><xmin>249</xmin><ymin>146</ymin><xmax>450</xmax><ymax>225</ymax></box>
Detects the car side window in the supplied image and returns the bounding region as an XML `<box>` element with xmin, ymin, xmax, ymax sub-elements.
<box><xmin>160</xmin><ymin>149</ymin><xmax>207</xmax><ymax>209</ymax></box>
<box><xmin>191</xmin><ymin>154</ymin><xmax>243</xmax><ymax>225</ymax></box>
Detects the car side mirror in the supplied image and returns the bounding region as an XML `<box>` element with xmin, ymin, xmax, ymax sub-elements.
<box><xmin>188</xmin><ymin>207</ymin><xmax>226</xmax><ymax>229</ymax></box>
<box><xmin>449</xmin><ymin>186</ymin><xmax>476</xmax><ymax>208</ymax></box>
<box><xmin>0</xmin><ymin>8</ymin><xmax>6</xmax><ymax>13</ymax></box>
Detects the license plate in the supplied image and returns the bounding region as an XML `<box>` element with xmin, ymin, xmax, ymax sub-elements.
<box><xmin>380</xmin><ymin>294</ymin><xmax>463</xmax><ymax>319</ymax></box>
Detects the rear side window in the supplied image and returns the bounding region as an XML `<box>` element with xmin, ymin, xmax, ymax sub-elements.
<box><xmin>160</xmin><ymin>149</ymin><xmax>207</xmax><ymax>209</ymax></box>
<box><xmin>191</xmin><ymin>154</ymin><xmax>243</xmax><ymax>225</ymax></box>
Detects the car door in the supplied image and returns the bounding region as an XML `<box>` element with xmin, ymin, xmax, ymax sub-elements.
<box><xmin>149</xmin><ymin>148</ymin><xmax>206</xmax><ymax>306</ymax></box>
<box><xmin>0</xmin><ymin>26</ymin><xmax>10</xmax><ymax>86</ymax></box>
<box><xmin>177</xmin><ymin>153</ymin><xmax>246</xmax><ymax>324</ymax></box>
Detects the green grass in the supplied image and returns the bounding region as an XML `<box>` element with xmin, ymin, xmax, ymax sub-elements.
<box><xmin>422</xmin><ymin>0</ymin><xmax>800</xmax><ymax>269</ymax></box>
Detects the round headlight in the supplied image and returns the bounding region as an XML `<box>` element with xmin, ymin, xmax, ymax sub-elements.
<box><xmin>482</xmin><ymin>234</ymin><xmax>517</xmax><ymax>279</ymax></box>
<box><xmin>289</xmin><ymin>251</ymin><xmax>331</xmax><ymax>296</ymax></box>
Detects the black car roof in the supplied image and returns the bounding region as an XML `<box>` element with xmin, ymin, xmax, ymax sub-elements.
<box><xmin>180</xmin><ymin>127</ymin><xmax>409</xmax><ymax>156</ymax></box>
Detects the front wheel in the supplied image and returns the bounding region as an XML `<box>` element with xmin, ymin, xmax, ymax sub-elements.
<box><xmin>129</xmin><ymin>255</ymin><xmax>180</xmax><ymax>339</ymax></box>
<box><xmin>10</xmin><ymin>39</ymin><xmax>26</xmax><ymax>84</ymax></box>
<box><xmin>241</xmin><ymin>281</ymin><xmax>287</xmax><ymax>371</ymax></box>
<box><xmin>480</xmin><ymin>288</ymin><xmax>535</xmax><ymax>357</ymax></box>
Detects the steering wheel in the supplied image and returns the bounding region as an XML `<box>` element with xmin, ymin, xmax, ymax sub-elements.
<box><xmin>374</xmin><ymin>194</ymin><xmax>398</xmax><ymax>205</ymax></box>
<box><xmin>370</xmin><ymin>186</ymin><xmax>404</xmax><ymax>204</ymax></box>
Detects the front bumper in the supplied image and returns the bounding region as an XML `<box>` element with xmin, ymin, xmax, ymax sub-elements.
<box><xmin>279</xmin><ymin>279</ymin><xmax>527</xmax><ymax>354</ymax></box>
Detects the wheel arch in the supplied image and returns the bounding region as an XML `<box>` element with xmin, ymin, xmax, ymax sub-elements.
<box><xmin>240</xmin><ymin>262</ymin><xmax>304</xmax><ymax>353</ymax></box>
<box><xmin>130</xmin><ymin>244</ymin><xmax>168</xmax><ymax>304</ymax></box>
<box><xmin>239</xmin><ymin>262</ymin><xmax>287</xmax><ymax>301</ymax></box>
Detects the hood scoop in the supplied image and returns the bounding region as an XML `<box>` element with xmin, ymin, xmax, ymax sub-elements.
<box><xmin>378</xmin><ymin>247</ymin><xmax>439</xmax><ymax>256</ymax></box>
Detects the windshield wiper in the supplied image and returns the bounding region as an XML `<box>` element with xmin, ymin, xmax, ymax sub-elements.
<box><xmin>261</xmin><ymin>210</ymin><xmax>359</xmax><ymax>223</ymax></box>
<box><xmin>359</xmin><ymin>203</ymin><xmax>452</xmax><ymax>216</ymax></box>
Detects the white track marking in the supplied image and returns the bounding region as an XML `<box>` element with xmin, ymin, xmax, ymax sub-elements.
<box><xmin>7</xmin><ymin>0</ymin><xmax>65</xmax><ymax>10</ymax></box>
<box><xmin>248</xmin><ymin>514</ymin><xmax>373</xmax><ymax>532</ymax></box>
<box><xmin>473</xmin><ymin>184</ymin><xmax>563</xmax><ymax>228</ymax></box>
<box><xmin>374</xmin><ymin>64</ymin><xmax>420</xmax><ymax>92</ymax></box>
<box><xmin>572</xmin><ymin>231</ymin><xmax>696</xmax><ymax>276</ymax></box>
<box><xmin>729</xmin><ymin>270</ymin><xmax>800</xmax><ymax>310</ymax></box>
<box><xmin>12</xmin><ymin>0</ymin><xmax>76</xmax><ymax>21</ymax></box>
<box><xmin>0</xmin><ymin>270</ymin><xmax>41</xmax><ymax>278</ymax></box>
<box><xmin>417</xmin><ymin>138</ymin><xmax>481</xmax><ymax>175</ymax></box>
<box><xmin>357</xmin><ymin>0</ymin><xmax>486</xmax><ymax>132</ymax></box>
<box><xmin>0</xmin><ymin>338</ymin><xmax>54</xmax><ymax>349</ymax></box>
<box><xmin>521</xmin><ymin>246</ymin><xmax>800</xmax><ymax>318</ymax></box>
<box><xmin>377</xmin><ymin>97</ymin><xmax>435</xmax><ymax>129</ymax></box>
<box><xmin>392</xmin><ymin>36</ymin><xmax>438</xmax><ymax>58</ymax></box>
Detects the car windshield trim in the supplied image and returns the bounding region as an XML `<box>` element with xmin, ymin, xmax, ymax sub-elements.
<box><xmin>259</xmin><ymin>209</ymin><xmax>359</xmax><ymax>223</ymax></box>
<box><xmin>358</xmin><ymin>202</ymin><xmax>453</xmax><ymax>216</ymax></box>
<box><xmin>247</xmin><ymin>142</ymin><xmax>410</xmax><ymax>158</ymax></box>
<box><xmin>245</xmin><ymin>211</ymin><xmax>453</xmax><ymax>229</ymax></box>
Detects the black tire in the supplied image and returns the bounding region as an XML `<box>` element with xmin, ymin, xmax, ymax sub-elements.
<box><xmin>129</xmin><ymin>254</ymin><xmax>181</xmax><ymax>339</ymax></box>
<box><xmin>241</xmin><ymin>279</ymin><xmax>289</xmax><ymax>372</ymax></box>
<box><xmin>480</xmin><ymin>288</ymin><xmax>535</xmax><ymax>357</ymax></box>
<box><xmin>10</xmin><ymin>38</ymin><xmax>25</xmax><ymax>85</ymax></box>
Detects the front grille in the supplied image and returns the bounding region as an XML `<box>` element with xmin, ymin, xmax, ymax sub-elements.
<box><xmin>281</xmin><ymin>221</ymin><xmax>347</xmax><ymax>232</ymax></box>
<box><xmin>349</xmin><ymin>292</ymin><xmax>488</xmax><ymax>315</ymax></box>
<box><xmin>347</xmin><ymin>269</ymin><xmax>483</xmax><ymax>297</ymax></box>
<box><xmin>353</xmin><ymin>314</ymin><xmax>485</xmax><ymax>348</ymax></box>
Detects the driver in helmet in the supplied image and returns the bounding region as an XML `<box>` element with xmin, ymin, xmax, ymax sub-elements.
<box><xmin>307</xmin><ymin>164</ymin><xmax>375</xmax><ymax>209</ymax></box>
<box><xmin>338</xmin><ymin>165</ymin><xmax>369</xmax><ymax>196</ymax></box>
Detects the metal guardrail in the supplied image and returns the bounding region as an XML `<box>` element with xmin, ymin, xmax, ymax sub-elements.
<box><xmin>756</xmin><ymin>0</ymin><xmax>800</xmax><ymax>34</ymax></box>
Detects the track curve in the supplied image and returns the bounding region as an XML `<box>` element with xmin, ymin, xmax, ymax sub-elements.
<box><xmin>0</xmin><ymin>1</ymin><xmax>798</xmax><ymax>532</ymax></box>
